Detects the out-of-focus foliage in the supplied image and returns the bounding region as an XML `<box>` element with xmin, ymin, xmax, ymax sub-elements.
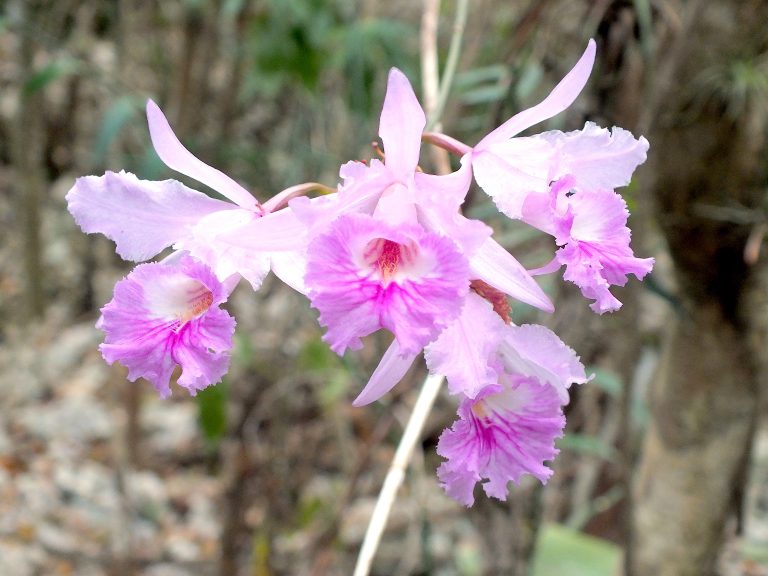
<box><xmin>532</xmin><ymin>523</ymin><xmax>621</xmax><ymax>576</ymax></box>
<box><xmin>245</xmin><ymin>0</ymin><xmax>415</xmax><ymax>116</ymax></box>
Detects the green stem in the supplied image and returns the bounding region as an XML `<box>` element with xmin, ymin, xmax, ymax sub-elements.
<box><xmin>427</xmin><ymin>0</ymin><xmax>469</xmax><ymax>130</ymax></box>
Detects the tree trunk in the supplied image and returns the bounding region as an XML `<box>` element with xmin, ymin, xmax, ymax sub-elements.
<box><xmin>629</xmin><ymin>2</ymin><xmax>768</xmax><ymax>574</ymax></box>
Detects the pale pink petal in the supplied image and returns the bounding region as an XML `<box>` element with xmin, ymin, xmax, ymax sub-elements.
<box><xmin>556</xmin><ymin>189</ymin><xmax>654</xmax><ymax>313</ymax></box>
<box><xmin>98</xmin><ymin>257</ymin><xmax>235</xmax><ymax>398</ymax></box>
<box><xmin>339</xmin><ymin>159</ymin><xmax>385</xmax><ymax>187</ymax></box>
<box><xmin>414</xmin><ymin>157</ymin><xmax>474</xmax><ymax>212</ymax></box>
<box><xmin>436</xmin><ymin>379</ymin><xmax>565</xmax><ymax>506</ymax></box>
<box><xmin>178</xmin><ymin>208</ymin><xmax>271</xmax><ymax>289</ymax></box>
<box><xmin>476</xmin><ymin>40</ymin><xmax>596</xmax><ymax>148</ymax></box>
<box><xmin>353</xmin><ymin>340</ymin><xmax>418</xmax><ymax>406</ymax></box>
<box><xmin>290</xmin><ymin>170</ymin><xmax>385</xmax><ymax>237</ymax></box>
<box><xmin>66</xmin><ymin>170</ymin><xmax>229</xmax><ymax>261</ymax></box>
<box><xmin>146</xmin><ymin>100</ymin><xmax>259</xmax><ymax>210</ymax></box>
<box><xmin>414</xmin><ymin>161</ymin><xmax>493</xmax><ymax>256</ymax></box>
<box><xmin>520</xmin><ymin>190</ymin><xmax>557</xmax><ymax>235</ymax></box>
<box><xmin>470</xmin><ymin>238</ymin><xmax>553</xmax><ymax>312</ymax></box>
<box><xmin>424</xmin><ymin>293</ymin><xmax>505</xmax><ymax>398</ymax></box>
<box><xmin>215</xmin><ymin>203</ymin><xmax>309</xmax><ymax>252</ymax></box>
<box><xmin>499</xmin><ymin>324</ymin><xmax>588</xmax><ymax>404</ymax></box>
<box><xmin>379</xmin><ymin>68</ymin><xmax>426</xmax><ymax>179</ymax></box>
<box><xmin>542</xmin><ymin>122</ymin><xmax>649</xmax><ymax>190</ymax></box>
<box><xmin>373</xmin><ymin>182</ymin><xmax>419</xmax><ymax>226</ymax></box>
<box><xmin>306</xmin><ymin>214</ymin><xmax>469</xmax><ymax>355</ymax></box>
<box><xmin>270</xmin><ymin>251</ymin><xmax>308</xmax><ymax>294</ymax></box>
<box><xmin>471</xmin><ymin>136</ymin><xmax>556</xmax><ymax>219</ymax></box>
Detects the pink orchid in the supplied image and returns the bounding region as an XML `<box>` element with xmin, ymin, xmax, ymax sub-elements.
<box><xmin>305</xmin><ymin>213</ymin><xmax>470</xmax><ymax>356</ymax></box>
<box><xmin>527</xmin><ymin>176</ymin><xmax>655</xmax><ymax>313</ymax></box>
<box><xmin>98</xmin><ymin>256</ymin><xmax>236</xmax><ymax>398</ymax></box>
<box><xmin>425</xmin><ymin>293</ymin><xmax>587</xmax><ymax>506</ymax></box>
<box><xmin>281</xmin><ymin>68</ymin><xmax>553</xmax><ymax>405</ymax></box>
<box><xmin>422</xmin><ymin>289</ymin><xmax>587</xmax><ymax>506</ymax></box>
<box><xmin>436</xmin><ymin>378</ymin><xmax>566</xmax><ymax>507</ymax></box>
<box><xmin>424</xmin><ymin>40</ymin><xmax>652</xmax><ymax>314</ymax></box>
<box><xmin>67</xmin><ymin>100</ymin><xmax>304</xmax><ymax>291</ymax></box>
<box><xmin>469</xmin><ymin>42</ymin><xmax>649</xmax><ymax>223</ymax></box>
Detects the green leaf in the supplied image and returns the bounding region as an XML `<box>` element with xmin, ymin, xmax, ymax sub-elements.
<box><xmin>515</xmin><ymin>60</ymin><xmax>544</xmax><ymax>101</ymax></box>
<box><xmin>587</xmin><ymin>367</ymin><xmax>623</xmax><ymax>397</ymax></box>
<box><xmin>91</xmin><ymin>96</ymin><xmax>140</xmax><ymax>168</ymax></box>
<box><xmin>300</xmin><ymin>337</ymin><xmax>340</xmax><ymax>372</ymax></box>
<box><xmin>532</xmin><ymin>524</ymin><xmax>621</xmax><ymax>576</ymax></box>
<box><xmin>196</xmin><ymin>382</ymin><xmax>228</xmax><ymax>445</ymax></box>
<box><xmin>557</xmin><ymin>433</ymin><xmax>616</xmax><ymax>460</ymax></box>
<box><xmin>454</xmin><ymin>65</ymin><xmax>508</xmax><ymax>89</ymax></box>
<box><xmin>460</xmin><ymin>84</ymin><xmax>509</xmax><ymax>105</ymax></box>
<box><xmin>23</xmin><ymin>57</ymin><xmax>82</xmax><ymax>97</ymax></box>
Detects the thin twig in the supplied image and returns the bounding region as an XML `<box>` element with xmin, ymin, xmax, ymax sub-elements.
<box><xmin>352</xmin><ymin>373</ymin><xmax>444</xmax><ymax>576</ymax></box>
<box><xmin>430</xmin><ymin>0</ymin><xmax>469</xmax><ymax>131</ymax></box>
<box><xmin>420</xmin><ymin>0</ymin><xmax>441</xmax><ymax>120</ymax></box>
<box><xmin>420</xmin><ymin>0</ymin><xmax>452</xmax><ymax>174</ymax></box>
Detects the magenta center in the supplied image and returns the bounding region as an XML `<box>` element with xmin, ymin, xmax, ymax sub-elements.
<box><xmin>363</xmin><ymin>238</ymin><xmax>416</xmax><ymax>283</ymax></box>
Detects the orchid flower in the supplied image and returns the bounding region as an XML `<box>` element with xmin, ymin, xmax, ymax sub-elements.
<box><xmin>287</xmin><ymin>68</ymin><xmax>554</xmax><ymax>407</ymax></box>
<box><xmin>436</xmin><ymin>378</ymin><xmax>566</xmax><ymax>507</ymax></box>
<box><xmin>67</xmin><ymin>100</ymin><xmax>305</xmax><ymax>291</ymax></box>
<box><xmin>63</xmin><ymin>38</ymin><xmax>657</xmax><ymax>510</ymax></box>
<box><xmin>98</xmin><ymin>255</ymin><xmax>236</xmax><ymax>398</ymax></box>
<box><xmin>424</xmin><ymin>40</ymin><xmax>653</xmax><ymax>314</ymax></box>
<box><xmin>425</xmin><ymin>291</ymin><xmax>587</xmax><ymax>506</ymax></box>
<box><xmin>526</xmin><ymin>176</ymin><xmax>655</xmax><ymax>312</ymax></box>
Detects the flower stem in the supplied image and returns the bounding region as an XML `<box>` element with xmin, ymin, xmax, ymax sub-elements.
<box><xmin>352</xmin><ymin>373</ymin><xmax>444</xmax><ymax>576</ymax></box>
<box><xmin>261</xmin><ymin>182</ymin><xmax>335</xmax><ymax>213</ymax></box>
<box><xmin>428</xmin><ymin>0</ymin><xmax>469</xmax><ymax>132</ymax></box>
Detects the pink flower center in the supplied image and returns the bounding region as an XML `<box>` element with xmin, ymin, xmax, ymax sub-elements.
<box><xmin>471</xmin><ymin>401</ymin><xmax>490</xmax><ymax>421</ymax></box>
<box><xmin>363</xmin><ymin>238</ymin><xmax>417</xmax><ymax>284</ymax></box>
<box><xmin>180</xmin><ymin>286</ymin><xmax>214</xmax><ymax>323</ymax></box>
<box><xmin>146</xmin><ymin>275</ymin><xmax>214</xmax><ymax>327</ymax></box>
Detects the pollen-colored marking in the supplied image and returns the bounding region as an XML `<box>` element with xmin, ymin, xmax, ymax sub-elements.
<box><xmin>470</xmin><ymin>279</ymin><xmax>512</xmax><ymax>323</ymax></box>
<box><xmin>377</xmin><ymin>240</ymin><xmax>401</xmax><ymax>280</ymax></box>
<box><xmin>364</xmin><ymin>237</ymin><xmax>419</xmax><ymax>283</ymax></box>
<box><xmin>471</xmin><ymin>401</ymin><xmax>489</xmax><ymax>420</ymax></box>
<box><xmin>180</xmin><ymin>288</ymin><xmax>213</xmax><ymax>323</ymax></box>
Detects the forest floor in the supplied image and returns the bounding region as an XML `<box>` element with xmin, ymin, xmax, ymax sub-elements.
<box><xmin>1</xmin><ymin>308</ymin><xmax>768</xmax><ymax>575</ymax></box>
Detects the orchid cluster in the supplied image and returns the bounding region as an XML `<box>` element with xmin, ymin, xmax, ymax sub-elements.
<box><xmin>67</xmin><ymin>40</ymin><xmax>652</xmax><ymax>507</ymax></box>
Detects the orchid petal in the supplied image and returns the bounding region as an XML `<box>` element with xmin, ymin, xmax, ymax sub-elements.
<box><xmin>425</xmin><ymin>293</ymin><xmax>505</xmax><ymax>398</ymax></box>
<box><xmin>414</xmin><ymin>156</ymin><xmax>474</xmax><ymax>212</ymax></box>
<box><xmin>98</xmin><ymin>257</ymin><xmax>235</xmax><ymax>398</ymax></box>
<box><xmin>306</xmin><ymin>214</ymin><xmax>469</xmax><ymax>356</ymax></box>
<box><xmin>146</xmin><ymin>100</ymin><xmax>259</xmax><ymax>210</ymax></box>
<box><xmin>477</xmin><ymin>39</ymin><xmax>596</xmax><ymax>148</ymax></box>
<box><xmin>414</xmin><ymin>160</ymin><xmax>492</xmax><ymax>255</ymax></box>
<box><xmin>555</xmin><ymin>189</ymin><xmax>654</xmax><ymax>313</ymax></box>
<box><xmin>472</xmin><ymin>136</ymin><xmax>556</xmax><ymax>219</ymax></box>
<box><xmin>437</xmin><ymin>380</ymin><xmax>565</xmax><ymax>506</ymax></box>
<box><xmin>500</xmin><ymin>324</ymin><xmax>589</xmax><ymax>404</ymax></box>
<box><xmin>215</xmin><ymin>204</ymin><xmax>308</xmax><ymax>252</ymax></box>
<box><xmin>379</xmin><ymin>68</ymin><xmax>426</xmax><ymax>179</ymax></box>
<box><xmin>542</xmin><ymin>123</ymin><xmax>650</xmax><ymax>190</ymax></box>
<box><xmin>470</xmin><ymin>238</ymin><xmax>553</xmax><ymax>312</ymax></box>
<box><xmin>270</xmin><ymin>251</ymin><xmax>308</xmax><ymax>295</ymax></box>
<box><xmin>178</xmin><ymin>208</ymin><xmax>271</xmax><ymax>290</ymax></box>
<box><xmin>353</xmin><ymin>340</ymin><xmax>417</xmax><ymax>406</ymax></box>
<box><xmin>66</xmin><ymin>171</ymin><xmax>229</xmax><ymax>262</ymax></box>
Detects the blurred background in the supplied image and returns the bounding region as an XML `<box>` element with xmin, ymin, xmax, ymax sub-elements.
<box><xmin>1</xmin><ymin>1</ymin><xmax>767</xmax><ymax>575</ymax></box>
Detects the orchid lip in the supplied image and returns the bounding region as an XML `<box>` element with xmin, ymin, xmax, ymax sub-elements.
<box><xmin>363</xmin><ymin>237</ymin><xmax>418</xmax><ymax>284</ymax></box>
<box><xmin>146</xmin><ymin>276</ymin><xmax>215</xmax><ymax>328</ymax></box>
<box><xmin>179</xmin><ymin>285</ymin><xmax>214</xmax><ymax>323</ymax></box>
